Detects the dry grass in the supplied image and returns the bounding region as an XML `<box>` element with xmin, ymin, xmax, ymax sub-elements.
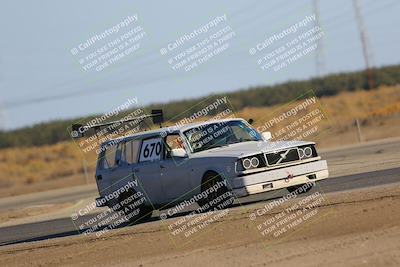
<box><xmin>0</xmin><ymin>85</ymin><xmax>399</xmax><ymax>196</ymax></box>
<box><xmin>0</xmin><ymin>142</ymin><xmax>97</xmax><ymax>192</ymax></box>
<box><xmin>237</xmin><ymin>85</ymin><xmax>400</xmax><ymax>146</ymax></box>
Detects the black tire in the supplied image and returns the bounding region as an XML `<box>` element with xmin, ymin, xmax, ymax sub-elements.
<box><xmin>117</xmin><ymin>189</ymin><xmax>153</xmax><ymax>223</ymax></box>
<box><xmin>287</xmin><ymin>183</ymin><xmax>313</xmax><ymax>194</ymax></box>
<box><xmin>197</xmin><ymin>171</ymin><xmax>234</xmax><ymax>212</ymax></box>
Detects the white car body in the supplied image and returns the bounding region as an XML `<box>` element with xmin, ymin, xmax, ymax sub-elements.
<box><xmin>94</xmin><ymin>118</ymin><xmax>329</xmax><ymax>209</ymax></box>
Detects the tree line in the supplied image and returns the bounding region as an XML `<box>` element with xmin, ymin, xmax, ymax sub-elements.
<box><xmin>1</xmin><ymin>64</ymin><xmax>400</xmax><ymax>148</ymax></box>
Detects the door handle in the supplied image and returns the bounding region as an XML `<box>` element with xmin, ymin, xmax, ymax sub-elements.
<box><xmin>132</xmin><ymin>169</ymin><xmax>139</xmax><ymax>180</ymax></box>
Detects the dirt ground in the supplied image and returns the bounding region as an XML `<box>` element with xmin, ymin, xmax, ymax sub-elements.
<box><xmin>0</xmin><ymin>203</ymin><xmax>72</xmax><ymax>225</ymax></box>
<box><xmin>1</xmin><ymin>182</ymin><xmax>399</xmax><ymax>267</ymax></box>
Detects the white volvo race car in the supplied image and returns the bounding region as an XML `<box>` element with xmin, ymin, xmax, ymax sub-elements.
<box><xmin>92</xmin><ymin>118</ymin><xmax>329</xmax><ymax>221</ymax></box>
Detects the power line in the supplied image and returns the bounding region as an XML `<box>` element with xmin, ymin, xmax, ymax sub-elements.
<box><xmin>4</xmin><ymin>1</ymin><xmax>398</xmax><ymax>108</ymax></box>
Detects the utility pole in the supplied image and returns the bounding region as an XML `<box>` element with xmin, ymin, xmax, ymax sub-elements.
<box><xmin>312</xmin><ymin>0</ymin><xmax>325</xmax><ymax>77</ymax></box>
<box><xmin>355</xmin><ymin>119</ymin><xmax>364</xmax><ymax>143</ymax></box>
<box><xmin>83</xmin><ymin>159</ymin><xmax>90</xmax><ymax>184</ymax></box>
<box><xmin>352</xmin><ymin>0</ymin><xmax>375</xmax><ymax>89</ymax></box>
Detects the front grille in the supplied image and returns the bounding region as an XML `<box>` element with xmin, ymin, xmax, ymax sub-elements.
<box><xmin>265</xmin><ymin>148</ymin><xmax>300</xmax><ymax>166</ymax></box>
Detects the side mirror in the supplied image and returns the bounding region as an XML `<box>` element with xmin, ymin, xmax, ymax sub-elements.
<box><xmin>248</xmin><ymin>118</ymin><xmax>254</xmax><ymax>125</ymax></box>
<box><xmin>262</xmin><ymin>131</ymin><xmax>272</xmax><ymax>141</ymax></box>
<box><xmin>170</xmin><ymin>148</ymin><xmax>187</xmax><ymax>158</ymax></box>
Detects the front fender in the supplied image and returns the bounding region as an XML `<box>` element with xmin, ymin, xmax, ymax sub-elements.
<box><xmin>189</xmin><ymin>157</ymin><xmax>238</xmax><ymax>192</ymax></box>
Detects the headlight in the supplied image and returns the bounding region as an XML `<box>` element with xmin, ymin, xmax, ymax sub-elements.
<box><xmin>242</xmin><ymin>158</ymin><xmax>252</xmax><ymax>169</ymax></box>
<box><xmin>298</xmin><ymin>145</ymin><xmax>318</xmax><ymax>160</ymax></box>
<box><xmin>250</xmin><ymin>157</ymin><xmax>259</xmax><ymax>167</ymax></box>
<box><xmin>240</xmin><ymin>154</ymin><xmax>266</xmax><ymax>170</ymax></box>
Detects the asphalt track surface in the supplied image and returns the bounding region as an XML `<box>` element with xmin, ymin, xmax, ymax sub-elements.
<box><xmin>1</xmin><ymin>138</ymin><xmax>398</xmax><ymax>213</ymax></box>
<box><xmin>1</xmin><ymin>166</ymin><xmax>399</xmax><ymax>247</ymax></box>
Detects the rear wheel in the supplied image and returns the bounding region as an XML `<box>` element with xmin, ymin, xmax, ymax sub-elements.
<box><xmin>197</xmin><ymin>171</ymin><xmax>234</xmax><ymax>212</ymax></box>
<box><xmin>117</xmin><ymin>189</ymin><xmax>153</xmax><ymax>223</ymax></box>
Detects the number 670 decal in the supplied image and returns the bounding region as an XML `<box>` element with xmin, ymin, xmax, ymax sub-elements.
<box><xmin>139</xmin><ymin>138</ymin><xmax>162</xmax><ymax>162</ymax></box>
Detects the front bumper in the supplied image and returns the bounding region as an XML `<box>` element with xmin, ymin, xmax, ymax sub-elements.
<box><xmin>232</xmin><ymin>160</ymin><xmax>328</xmax><ymax>197</ymax></box>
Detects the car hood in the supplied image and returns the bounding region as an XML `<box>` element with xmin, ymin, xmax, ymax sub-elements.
<box><xmin>191</xmin><ymin>140</ymin><xmax>314</xmax><ymax>158</ymax></box>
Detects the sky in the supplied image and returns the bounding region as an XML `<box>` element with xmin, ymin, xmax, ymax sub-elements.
<box><xmin>0</xmin><ymin>0</ymin><xmax>399</xmax><ymax>130</ymax></box>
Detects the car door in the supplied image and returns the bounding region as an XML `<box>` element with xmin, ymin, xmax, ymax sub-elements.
<box><xmin>108</xmin><ymin>141</ymin><xmax>135</xmax><ymax>194</ymax></box>
<box><xmin>159</xmin><ymin>133</ymin><xmax>192</xmax><ymax>202</ymax></box>
<box><xmin>95</xmin><ymin>143</ymin><xmax>116</xmax><ymax>197</ymax></box>
<box><xmin>96</xmin><ymin>141</ymin><xmax>131</xmax><ymax>199</ymax></box>
<box><xmin>134</xmin><ymin>136</ymin><xmax>164</xmax><ymax>205</ymax></box>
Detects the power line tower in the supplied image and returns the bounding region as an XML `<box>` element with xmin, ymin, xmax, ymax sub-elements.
<box><xmin>352</xmin><ymin>0</ymin><xmax>375</xmax><ymax>89</ymax></box>
<box><xmin>312</xmin><ymin>0</ymin><xmax>325</xmax><ymax>77</ymax></box>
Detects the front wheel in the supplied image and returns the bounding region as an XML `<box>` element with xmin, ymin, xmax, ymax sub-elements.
<box><xmin>197</xmin><ymin>172</ymin><xmax>234</xmax><ymax>212</ymax></box>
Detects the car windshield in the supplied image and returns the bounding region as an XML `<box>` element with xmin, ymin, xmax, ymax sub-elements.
<box><xmin>183</xmin><ymin>120</ymin><xmax>262</xmax><ymax>153</ymax></box>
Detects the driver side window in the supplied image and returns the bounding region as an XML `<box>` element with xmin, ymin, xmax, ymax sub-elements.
<box><xmin>164</xmin><ymin>134</ymin><xmax>185</xmax><ymax>158</ymax></box>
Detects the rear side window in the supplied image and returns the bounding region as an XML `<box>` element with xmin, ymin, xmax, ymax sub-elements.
<box><xmin>102</xmin><ymin>143</ymin><xmax>118</xmax><ymax>169</ymax></box>
<box><xmin>100</xmin><ymin>139</ymin><xmax>141</xmax><ymax>169</ymax></box>
<box><xmin>125</xmin><ymin>139</ymin><xmax>141</xmax><ymax>164</ymax></box>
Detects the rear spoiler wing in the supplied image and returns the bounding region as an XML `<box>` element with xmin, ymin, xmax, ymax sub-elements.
<box><xmin>71</xmin><ymin>109</ymin><xmax>163</xmax><ymax>138</ymax></box>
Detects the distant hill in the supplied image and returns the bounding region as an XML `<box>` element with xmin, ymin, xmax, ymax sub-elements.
<box><xmin>1</xmin><ymin>64</ymin><xmax>400</xmax><ymax>148</ymax></box>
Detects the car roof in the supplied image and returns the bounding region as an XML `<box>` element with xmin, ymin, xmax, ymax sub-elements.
<box><xmin>178</xmin><ymin>118</ymin><xmax>245</xmax><ymax>131</ymax></box>
<box><xmin>100</xmin><ymin>118</ymin><xmax>245</xmax><ymax>146</ymax></box>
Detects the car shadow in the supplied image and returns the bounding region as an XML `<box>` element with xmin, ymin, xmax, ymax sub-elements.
<box><xmin>0</xmin><ymin>188</ymin><xmax>296</xmax><ymax>247</ymax></box>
